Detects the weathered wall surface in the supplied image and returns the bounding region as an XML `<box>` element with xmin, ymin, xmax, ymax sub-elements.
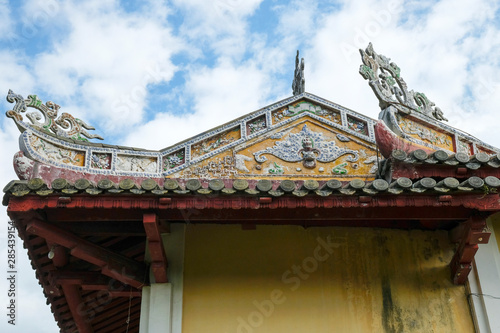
<box><xmin>493</xmin><ymin>213</ymin><xmax>500</xmax><ymax>253</ymax></box>
<box><xmin>182</xmin><ymin>225</ymin><xmax>474</xmax><ymax>333</ymax></box>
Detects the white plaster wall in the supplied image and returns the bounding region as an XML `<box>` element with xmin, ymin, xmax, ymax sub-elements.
<box><xmin>471</xmin><ymin>218</ymin><xmax>500</xmax><ymax>333</ymax></box>
<box><xmin>163</xmin><ymin>224</ymin><xmax>186</xmax><ymax>333</ymax></box>
<box><xmin>139</xmin><ymin>224</ymin><xmax>185</xmax><ymax>333</ymax></box>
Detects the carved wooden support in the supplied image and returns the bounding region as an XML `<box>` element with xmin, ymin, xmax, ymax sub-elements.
<box><xmin>450</xmin><ymin>217</ymin><xmax>491</xmax><ymax>284</ymax></box>
<box><xmin>26</xmin><ymin>219</ymin><xmax>146</xmax><ymax>289</ymax></box>
<box><xmin>47</xmin><ymin>270</ymin><xmax>140</xmax><ymax>297</ymax></box>
<box><xmin>143</xmin><ymin>213</ymin><xmax>168</xmax><ymax>283</ymax></box>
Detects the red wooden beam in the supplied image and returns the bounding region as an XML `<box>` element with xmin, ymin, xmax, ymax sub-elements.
<box><xmin>50</xmin><ymin>271</ymin><xmax>114</xmax><ymax>290</ymax></box>
<box><xmin>107</xmin><ymin>291</ymin><xmax>141</xmax><ymax>297</ymax></box>
<box><xmin>143</xmin><ymin>213</ymin><xmax>168</xmax><ymax>283</ymax></box>
<box><xmin>26</xmin><ymin>219</ymin><xmax>146</xmax><ymax>289</ymax></box>
<box><xmin>61</xmin><ymin>284</ymin><xmax>94</xmax><ymax>333</ymax></box>
<box><xmin>7</xmin><ymin>193</ymin><xmax>500</xmax><ymax>216</ymax></box>
<box><xmin>450</xmin><ymin>217</ymin><xmax>491</xmax><ymax>284</ymax></box>
<box><xmin>46</xmin><ymin>241</ymin><xmax>69</xmax><ymax>268</ymax></box>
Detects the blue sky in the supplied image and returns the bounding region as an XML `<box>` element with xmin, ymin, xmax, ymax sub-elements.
<box><xmin>1</xmin><ymin>0</ymin><xmax>500</xmax><ymax>332</ymax></box>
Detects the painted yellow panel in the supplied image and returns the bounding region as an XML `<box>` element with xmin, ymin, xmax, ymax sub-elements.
<box><xmin>397</xmin><ymin>114</ymin><xmax>454</xmax><ymax>151</ymax></box>
<box><xmin>191</xmin><ymin>126</ymin><xmax>241</xmax><ymax>159</ymax></box>
<box><xmin>171</xmin><ymin>151</ymin><xmax>236</xmax><ymax>179</ymax></box>
<box><xmin>29</xmin><ymin>135</ymin><xmax>85</xmax><ymax>166</ymax></box>
<box><xmin>172</xmin><ymin>117</ymin><xmax>378</xmax><ymax>180</ymax></box>
<box><xmin>235</xmin><ymin>119</ymin><xmax>377</xmax><ymax>179</ymax></box>
<box><xmin>182</xmin><ymin>225</ymin><xmax>474</xmax><ymax>333</ymax></box>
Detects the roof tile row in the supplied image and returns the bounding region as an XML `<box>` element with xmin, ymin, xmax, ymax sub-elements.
<box><xmin>4</xmin><ymin>175</ymin><xmax>500</xmax><ymax>204</ymax></box>
<box><xmin>391</xmin><ymin>149</ymin><xmax>500</xmax><ymax>170</ymax></box>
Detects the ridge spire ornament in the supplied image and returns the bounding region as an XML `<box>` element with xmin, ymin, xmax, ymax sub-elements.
<box><xmin>359</xmin><ymin>43</ymin><xmax>447</xmax><ymax>122</ymax></box>
<box><xmin>5</xmin><ymin>90</ymin><xmax>103</xmax><ymax>141</ymax></box>
<box><xmin>292</xmin><ymin>50</ymin><xmax>305</xmax><ymax>95</ymax></box>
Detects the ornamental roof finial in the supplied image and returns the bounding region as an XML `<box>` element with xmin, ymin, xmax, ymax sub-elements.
<box><xmin>359</xmin><ymin>43</ymin><xmax>447</xmax><ymax>122</ymax></box>
<box><xmin>5</xmin><ymin>90</ymin><xmax>104</xmax><ymax>141</ymax></box>
<box><xmin>292</xmin><ymin>50</ymin><xmax>305</xmax><ymax>96</ymax></box>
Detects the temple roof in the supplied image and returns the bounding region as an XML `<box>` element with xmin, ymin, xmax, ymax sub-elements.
<box><xmin>4</xmin><ymin>44</ymin><xmax>500</xmax><ymax>332</ymax></box>
<box><xmin>4</xmin><ymin>45</ymin><xmax>499</xmax><ymax>188</ymax></box>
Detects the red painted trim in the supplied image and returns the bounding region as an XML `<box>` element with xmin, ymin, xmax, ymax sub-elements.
<box><xmin>143</xmin><ymin>213</ymin><xmax>168</xmax><ymax>283</ymax></box>
<box><xmin>7</xmin><ymin>193</ymin><xmax>500</xmax><ymax>213</ymax></box>
<box><xmin>375</xmin><ymin>120</ymin><xmax>436</xmax><ymax>158</ymax></box>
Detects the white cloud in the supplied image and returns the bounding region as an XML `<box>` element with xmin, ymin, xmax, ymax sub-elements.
<box><xmin>0</xmin><ymin>0</ymin><xmax>12</xmax><ymax>38</ymax></box>
<box><xmin>32</xmin><ymin>0</ymin><xmax>185</xmax><ymax>132</ymax></box>
<box><xmin>123</xmin><ymin>59</ymin><xmax>273</xmax><ymax>149</ymax></box>
<box><xmin>123</xmin><ymin>0</ymin><xmax>500</xmax><ymax>150</ymax></box>
<box><xmin>172</xmin><ymin>0</ymin><xmax>263</xmax><ymax>39</ymax></box>
<box><xmin>0</xmin><ymin>52</ymin><xmax>35</xmax><ymax>96</ymax></box>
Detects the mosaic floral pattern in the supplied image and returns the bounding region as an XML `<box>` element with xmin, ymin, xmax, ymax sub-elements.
<box><xmin>398</xmin><ymin>116</ymin><xmax>453</xmax><ymax>149</ymax></box>
<box><xmin>347</xmin><ymin>115</ymin><xmax>368</xmax><ymax>136</ymax></box>
<box><xmin>254</xmin><ymin>125</ymin><xmax>359</xmax><ymax>167</ymax></box>
<box><xmin>30</xmin><ymin>136</ymin><xmax>85</xmax><ymax>166</ymax></box>
<box><xmin>314</xmin><ymin>108</ymin><xmax>341</xmax><ymax>124</ymax></box>
<box><xmin>163</xmin><ymin>149</ymin><xmax>185</xmax><ymax>171</ymax></box>
<box><xmin>191</xmin><ymin>127</ymin><xmax>240</xmax><ymax>159</ymax></box>
<box><xmin>272</xmin><ymin>101</ymin><xmax>341</xmax><ymax>125</ymax></box>
<box><xmin>266</xmin><ymin>162</ymin><xmax>285</xmax><ymax>175</ymax></box>
<box><xmin>363</xmin><ymin>155</ymin><xmax>379</xmax><ymax>174</ymax></box>
<box><xmin>458</xmin><ymin>140</ymin><xmax>472</xmax><ymax>155</ymax></box>
<box><xmin>234</xmin><ymin>154</ymin><xmax>252</xmax><ymax>172</ymax></box>
<box><xmin>181</xmin><ymin>155</ymin><xmax>237</xmax><ymax>179</ymax></box>
<box><xmin>246</xmin><ymin>115</ymin><xmax>267</xmax><ymax>135</ymax></box>
<box><xmin>332</xmin><ymin>162</ymin><xmax>348</xmax><ymax>174</ymax></box>
<box><xmin>91</xmin><ymin>153</ymin><xmax>111</xmax><ymax>169</ymax></box>
<box><xmin>116</xmin><ymin>155</ymin><xmax>157</xmax><ymax>173</ymax></box>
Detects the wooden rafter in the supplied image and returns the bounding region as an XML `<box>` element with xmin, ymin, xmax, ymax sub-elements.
<box><xmin>61</xmin><ymin>284</ymin><xmax>94</xmax><ymax>333</ymax></box>
<box><xmin>26</xmin><ymin>219</ymin><xmax>146</xmax><ymax>289</ymax></box>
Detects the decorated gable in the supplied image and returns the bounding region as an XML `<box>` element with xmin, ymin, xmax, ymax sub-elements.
<box><xmin>164</xmin><ymin>99</ymin><xmax>378</xmax><ymax>181</ymax></box>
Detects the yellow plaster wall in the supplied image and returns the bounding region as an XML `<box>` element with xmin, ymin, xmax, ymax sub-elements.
<box><xmin>489</xmin><ymin>213</ymin><xmax>500</xmax><ymax>254</ymax></box>
<box><xmin>182</xmin><ymin>225</ymin><xmax>474</xmax><ymax>333</ymax></box>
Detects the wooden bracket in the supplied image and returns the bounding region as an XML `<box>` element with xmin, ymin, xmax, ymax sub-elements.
<box><xmin>49</xmin><ymin>271</ymin><xmax>142</xmax><ymax>297</ymax></box>
<box><xmin>143</xmin><ymin>213</ymin><xmax>168</xmax><ymax>283</ymax></box>
<box><xmin>450</xmin><ymin>217</ymin><xmax>491</xmax><ymax>284</ymax></box>
<box><xmin>26</xmin><ymin>219</ymin><xmax>146</xmax><ymax>289</ymax></box>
